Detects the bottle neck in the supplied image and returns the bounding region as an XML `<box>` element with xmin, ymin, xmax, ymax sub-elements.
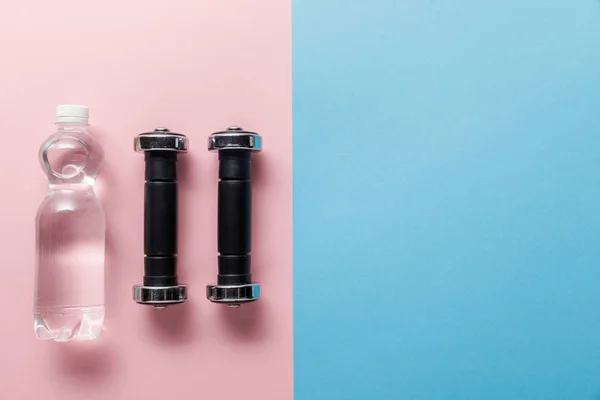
<box><xmin>55</xmin><ymin>118</ymin><xmax>88</xmax><ymax>130</ymax></box>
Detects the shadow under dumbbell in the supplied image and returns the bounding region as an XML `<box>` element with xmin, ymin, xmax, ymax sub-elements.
<box><xmin>218</xmin><ymin>299</ymin><xmax>265</xmax><ymax>341</ymax></box>
<box><xmin>147</xmin><ymin>302</ymin><xmax>194</xmax><ymax>344</ymax></box>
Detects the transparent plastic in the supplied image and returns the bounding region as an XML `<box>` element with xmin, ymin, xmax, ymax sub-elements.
<box><xmin>34</xmin><ymin>119</ymin><xmax>105</xmax><ymax>341</ymax></box>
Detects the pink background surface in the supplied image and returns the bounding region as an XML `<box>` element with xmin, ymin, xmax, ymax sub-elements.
<box><xmin>0</xmin><ymin>1</ymin><xmax>292</xmax><ymax>399</ymax></box>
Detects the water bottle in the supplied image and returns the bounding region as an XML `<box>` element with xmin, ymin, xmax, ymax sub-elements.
<box><xmin>34</xmin><ymin>105</ymin><xmax>105</xmax><ymax>341</ymax></box>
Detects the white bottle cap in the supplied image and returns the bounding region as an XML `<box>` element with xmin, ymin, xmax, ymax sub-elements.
<box><xmin>55</xmin><ymin>104</ymin><xmax>89</xmax><ymax>124</ymax></box>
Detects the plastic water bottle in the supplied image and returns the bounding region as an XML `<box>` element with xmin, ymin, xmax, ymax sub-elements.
<box><xmin>34</xmin><ymin>105</ymin><xmax>105</xmax><ymax>341</ymax></box>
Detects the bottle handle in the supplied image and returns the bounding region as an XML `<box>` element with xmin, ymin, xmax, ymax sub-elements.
<box><xmin>41</xmin><ymin>136</ymin><xmax>90</xmax><ymax>180</ymax></box>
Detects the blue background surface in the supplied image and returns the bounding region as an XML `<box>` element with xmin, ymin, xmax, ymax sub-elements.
<box><xmin>293</xmin><ymin>1</ymin><xmax>600</xmax><ymax>398</ymax></box>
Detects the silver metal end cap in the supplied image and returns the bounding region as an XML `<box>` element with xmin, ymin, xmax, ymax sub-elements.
<box><xmin>134</xmin><ymin>127</ymin><xmax>188</xmax><ymax>153</ymax></box>
<box><xmin>208</xmin><ymin>127</ymin><xmax>262</xmax><ymax>152</ymax></box>
<box><xmin>133</xmin><ymin>285</ymin><xmax>188</xmax><ymax>306</ymax></box>
<box><xmin>206</xmin><ymin>283</ymin><xmax>260</xmax><ymax>305</ymax></box>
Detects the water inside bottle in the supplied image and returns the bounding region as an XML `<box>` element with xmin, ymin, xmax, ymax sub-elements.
<box><xmin>35</xmin><ymin>124</ymin><xmax>105</xmax><ymax>341</ymax></box>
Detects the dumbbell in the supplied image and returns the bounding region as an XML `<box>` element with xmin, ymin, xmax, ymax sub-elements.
<box><xmin>206</xmin><ymin>126</ymin><xmax>262</xmax><ymax>307</ymax></box>
<box><xmin>133</xmin><ymin>127</ymin><xmax>188</xmax><ymax>308</ymax></box>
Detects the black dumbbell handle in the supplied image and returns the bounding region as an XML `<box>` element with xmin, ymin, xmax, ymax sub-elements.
<box><xmin>144</xmin><ymin>151</ymin><xmax>178</xmax><ymax>287</ymax></box>
<box><xmin>217</xmin><ymin>149</ymin><xmax>252</xmax><ymax>285</ymax></box>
